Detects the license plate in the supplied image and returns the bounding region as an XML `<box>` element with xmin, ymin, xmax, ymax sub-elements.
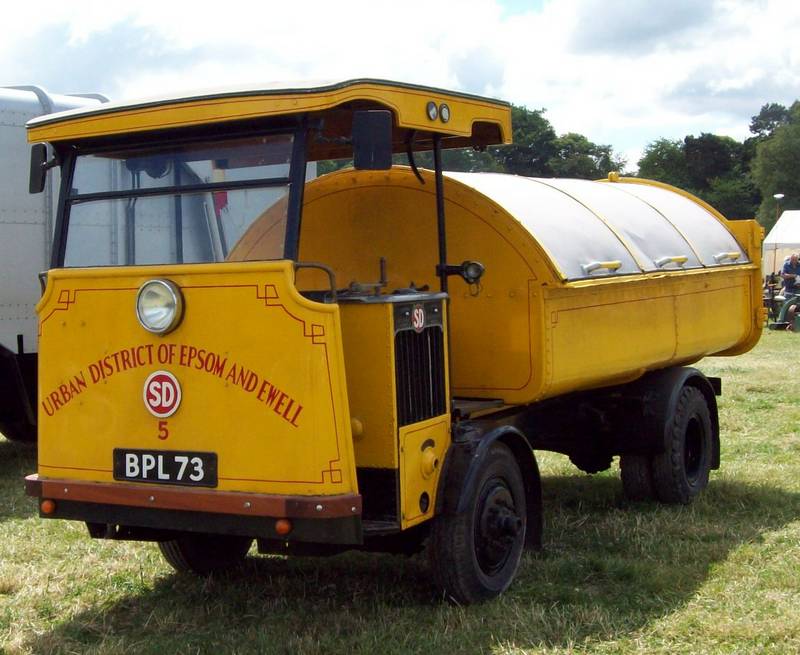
<box><xmin>113</xmin><ymin>449</ymin><xmax>218</xmax><ymax>487</ymax></box>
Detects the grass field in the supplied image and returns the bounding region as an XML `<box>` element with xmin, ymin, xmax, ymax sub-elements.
<box><xmin>2</xmin><ymin>331</ymin><xmax>799</xmax><ymax>654</ymax></box>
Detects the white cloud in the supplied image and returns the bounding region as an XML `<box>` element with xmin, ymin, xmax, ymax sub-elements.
<box><xmin>2</xmin><ymin>0</ymin><xmax>799</xmax><ymax>165</ymax></box>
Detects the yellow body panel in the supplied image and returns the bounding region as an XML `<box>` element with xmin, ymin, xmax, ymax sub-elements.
<box><xmin>337</xmin><ymin>299</ymin><xmax>451</xmax><ymax>525</ymax></box>
<box><xmin>27</xmin><ymin>80</ymin><xmax>511</xmax><ymax>145</ymax></box>
<box><xmin>238</xmin><ymin>167</ymin><xmax>762</xmax><ymax>406</ymax></box>
<box><xmin>36</xmin><ymin>261</ymin><xmax>357</xmax><ymax>497</ymax></box>
<box><xmin>339</xmin><ymin>302</ymin><xmax>399</xmax><ymax>469</ymax></box>
<box><xmin>399</xmin><ymin>416</ymin><xmax>449</xmax><ymax>529</ymax></box>
<box><xmin>541</xmin><ymin>269</ymin><xmax>756</xmax><ymax>397</ymax></box>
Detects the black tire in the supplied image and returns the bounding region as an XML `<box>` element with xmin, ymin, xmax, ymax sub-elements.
<box><xmin>651</xmin><ymin>386</ymin><xmax>713</xmax><ymax>504</ymax></box>
<box><xmin>428</xmin><ymin>443</ymin><xmax>527</xmax><ymax>604</ymax></box>
<box><xmin>620</xmin><ymin>455</ymin><xmax>655</xmax><ymax>501</ymax></box>
<box><xmin>158</xmin><ymin>533</ymin><xmax>252</xmax><ymax>575</ymax></box>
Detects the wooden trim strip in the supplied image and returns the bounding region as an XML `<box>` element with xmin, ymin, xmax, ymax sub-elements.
<box><xmin>25</xmin><ymin>474</ymin><xmax>361</xmax><ymax>519</ymax></box>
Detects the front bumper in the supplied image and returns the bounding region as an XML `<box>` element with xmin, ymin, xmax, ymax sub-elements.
<box><xmin>25</xmin><ymin>474</ymin><xmax>363</xmax><ymax>544</ymax></box>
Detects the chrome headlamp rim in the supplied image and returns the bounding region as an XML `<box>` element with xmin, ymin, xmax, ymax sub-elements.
<box><xmin>135</xmin><ymin>278</ymin><xmax>184</xmax><ymax>335</ymax></box>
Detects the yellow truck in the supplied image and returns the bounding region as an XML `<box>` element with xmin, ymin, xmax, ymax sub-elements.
<box><xmin>24</xmin><ymin>80</ymin><xmax>763</xmax><ymax>603</ymax></box>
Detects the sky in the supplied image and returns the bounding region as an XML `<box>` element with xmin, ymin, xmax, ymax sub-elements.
<box><xmin>2</xmin><ymin>0</ymin><xmax>799</xmax><ymax>170</ymax></box>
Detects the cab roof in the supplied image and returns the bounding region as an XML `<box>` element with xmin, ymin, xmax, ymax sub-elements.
<box><xmin>26</xmin><ymin>79</ymin><xmax>512</xmax><ymax>154</ymax></box>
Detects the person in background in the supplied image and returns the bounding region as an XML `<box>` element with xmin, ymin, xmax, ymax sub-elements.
<box><xmin>781</xmin><ymin>253</ymin><xmax>800</xmax><ymax>329</ymax></box>
<box><xmin>782</xmin><ymin>253</ymin><xmax>800</xmax><ymax>295</ymax></box>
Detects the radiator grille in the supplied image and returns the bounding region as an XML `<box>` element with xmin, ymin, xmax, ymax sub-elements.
<box><xmin>394</xmin><ymin>326</ymin><xmax>446</xmax><ymax>426</ymax></box>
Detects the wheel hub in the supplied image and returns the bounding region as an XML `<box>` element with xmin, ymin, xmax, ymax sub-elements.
<box><xmin>684</xmin><ymin>415</ymin><xmax>703</xmax><ymax>482</ymax></box>
<box><xmin>475</xmin><ymin>481</ymin><xmax>522</xmax><ymax>575</ymax></box>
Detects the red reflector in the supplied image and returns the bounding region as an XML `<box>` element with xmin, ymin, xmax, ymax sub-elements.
<box><xmin>41</xmin><ymin>499</ymin><xmax>56</xmax><ymax>515</ymax></box>
<box><xmin>275</xmin><ymin>518</ymin><xmax>292</xmax><ymax>536</ymax></box>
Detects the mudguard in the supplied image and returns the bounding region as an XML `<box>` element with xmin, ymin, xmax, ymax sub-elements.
<box><xmin>435</xmin><ymin>423</ymin><xmax>542</xmax><ymax>548</ymax></box>
<box><xmin>625</xmin><ymin>366</ymin><xmax>721</xmax><ymax>469</ymax></box>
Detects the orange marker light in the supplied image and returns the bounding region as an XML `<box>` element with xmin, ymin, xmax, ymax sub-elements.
<box><xmin>275</xmin><ymin>518</ymin><xmax>292</xmax><ymax>536</ymax></box>
<box><xmin>41</xmin><ymin>499</ymin><xmax>56</xmax><ymax>515</ymax></box>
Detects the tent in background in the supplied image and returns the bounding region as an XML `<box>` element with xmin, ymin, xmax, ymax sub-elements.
<box><xmin>763</xmin><ymin>210</ymin><xmax>800</xmax><ymax>276</ymax></box>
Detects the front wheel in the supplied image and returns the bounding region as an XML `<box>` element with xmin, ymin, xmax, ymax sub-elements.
<box><xmin>158</xmin><ymin>533</ymin><xmax>252</xmax><ymax>575</ymax></box>
<box><xmin>428</xmin><ymin>443</ymin><xmax>527</xmax><ymax>604</ymax></box>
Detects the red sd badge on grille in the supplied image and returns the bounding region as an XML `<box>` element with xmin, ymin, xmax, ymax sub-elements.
<box><xmin>412</xmin><ymin>304</ymin><xmax>425</xmax><ymax>333</ymax></box>
<box><xmin>143</xmin><ymin>370</ymin><xmax>182</xmax><ymax>418</ymax></box>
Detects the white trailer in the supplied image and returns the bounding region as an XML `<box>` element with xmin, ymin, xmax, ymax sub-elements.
<box><xmin>0</xmin><ymin>86</ymin><xmax>107</xmax><ymax>441</ymax></box>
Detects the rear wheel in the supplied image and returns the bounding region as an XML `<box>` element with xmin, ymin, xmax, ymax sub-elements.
<box><xmin>158</xmin><ymin>533</ymin><xmax>252</xmax><ymax>574</ymax></box>
<box><xmin>620</xmin><ymin>455</ymin><xmax>655</xmax><ymax>501</ymax></box>
<box><xmin>651</xmin><ymin>386</ymin><xmax>713</xmax><ymax>504</ymax></box>
<box><xmin>428</xmin><ymin>443</ymin><xmax>526</xmax><ymax>604</ymax></box>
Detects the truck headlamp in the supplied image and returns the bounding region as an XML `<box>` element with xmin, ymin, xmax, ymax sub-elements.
<box><xmin>136</xmin><ymin>279</ymin><xmax>183</xmax><ymax>335</ymax></box>
<box><xmin>461</xmin><ymin>260</ymin><xmax>485</xmax><ymax>285</ymax></box>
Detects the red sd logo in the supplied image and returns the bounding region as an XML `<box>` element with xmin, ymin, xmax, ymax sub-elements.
<box><xmin>412</xmin><ymin>304</ymin><xmax>425</xmax><ymax>333</ymax></box>
<box><xmin>143</xmin><ymin>370</ymin><xmax>182</xmax><ymax>418</ymax></box>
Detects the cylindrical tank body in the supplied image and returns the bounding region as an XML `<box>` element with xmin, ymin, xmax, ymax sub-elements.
<box><xmin>233</xmin><ymin>167</ymin><xmax>763</xmax><ymax>405</ymax></box>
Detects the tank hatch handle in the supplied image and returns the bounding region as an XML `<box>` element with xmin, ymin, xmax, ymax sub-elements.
<box><xmin>654</xmin><ymin>255</ymin><xmax>688</xmax><ymax>269</ymax></box>
<box><xmin>581</xmin><ymin>260</ymin><xmax>622</xmax><ymax>275</ymax></box>
<box><xmin>713</xmin><ymin>251</ymin><xmax>741</xmax><ymax>264</ymax></box>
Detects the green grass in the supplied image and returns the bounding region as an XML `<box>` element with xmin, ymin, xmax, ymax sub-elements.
<box><xmin>2</xmin><ymin>331</ymin><xmax>800</xmax><ymax>654</ymax></box>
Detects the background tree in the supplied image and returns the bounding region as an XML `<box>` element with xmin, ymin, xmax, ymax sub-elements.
<box><xmin>683</xmin><ymin>134</ymin><xmax>740</xmax><ymax>190</ymax></box>
<box><xmin>704</xmin><ymin>176</ymin><xmax>761</xmax><ymax>220</ymax></box>
<box><xmin>489</xmin><ymin>105</ymin><xmax>557</xmax><ymax>176</ymax></box>
<box><xmin>751</xmin><ymin>102</ymin><xmax>800</xmax><ymax>231</ymax></box>
<box><xmin>750</xmin><ymin>102</ymin><xmax>791</xmax><ymax>139</ymax></box>
<box><xmin>638</xmin><ymin>134</ymin><xmax>760</xmax><ymax>219</ymax></box>
<box><xmin>548</xmin><ymin>132</ymin><xmax>625</xmax><ymax>179</ymax></box>
<box><xmin>637</xmin><ymin>139</ymin><xmax>689</xmax><ymax>188</ymax></box>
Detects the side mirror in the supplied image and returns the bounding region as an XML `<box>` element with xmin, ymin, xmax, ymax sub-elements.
<box><xmin>352</xmin><ymin>110</ymin><xmax>393</xmax><ymax>170</ymax></box>
<box><xmin>29</xmin><ymin>143</ymin><xmax>49</xmax><ymax>194</ymax></box>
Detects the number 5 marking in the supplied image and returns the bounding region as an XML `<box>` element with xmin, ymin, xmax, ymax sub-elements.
<box><xmin>157</xmin><ymin>420</ymin><xmax>169</xmax><ymax>440</ymax></box>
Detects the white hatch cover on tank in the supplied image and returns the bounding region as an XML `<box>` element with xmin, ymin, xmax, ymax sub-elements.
<box><xmin>445</xmin><ymin>172</ymin><xmax>748</xmax><ymax>281</ymax></box>
<box><xmin>537</xmin><ymin>178</ymin><xmax>702</xmax><ymax>272</ymax></box>
<box><xmin>608</xmin><ymin>182</ymin><xmax>748</xmax><ymax>268</ymax></box>
<box><xmin>446</xmin><ymin>172</ymin><xmax>641</xmax><ymax>280</ymax></box>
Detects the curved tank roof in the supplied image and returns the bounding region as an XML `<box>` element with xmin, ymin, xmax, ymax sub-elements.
<box><xmin>445</xmin><ymin>173</ymin><xmax>749</xmax><ymax>281</ymax></box>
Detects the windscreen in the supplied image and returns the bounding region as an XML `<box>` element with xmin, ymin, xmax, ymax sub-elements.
<box><xmin>63</xmin><ymin>134</ymin><xmax>294</xmax><ymax>266</ymax></box>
